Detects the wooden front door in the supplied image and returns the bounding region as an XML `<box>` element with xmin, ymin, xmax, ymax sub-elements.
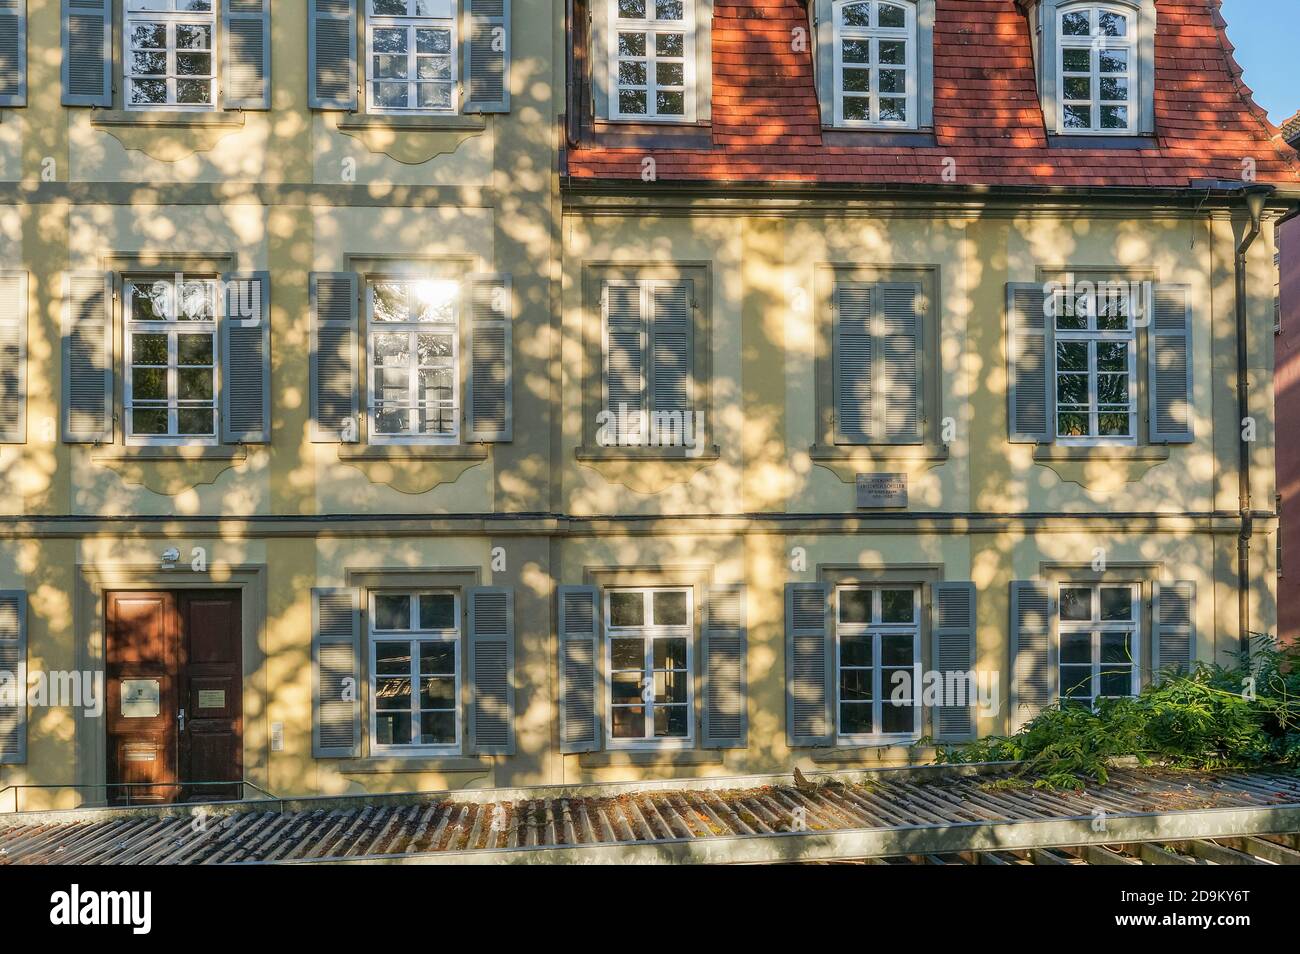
<box><xmin>106</xmin><ymin>590</ymin><xmax>242</xmax><ymax>804</ymax></box>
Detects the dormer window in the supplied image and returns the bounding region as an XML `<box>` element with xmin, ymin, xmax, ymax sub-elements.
<box><xmin>609</xmin><ymin>0</ymin><xmax>697</xmax><ymax>122</ymax></box>
<box><xmin>1024</xmin><ymin>0</ymin><xmax>1156</xmax><ymax>139</ymax></box>
<box><xmin>1057</xmin><ymin>4</ymin><xmax>1135</xmax><ymax>133</ymax></box>
<box><xmin>813</xmin><ymin>0</ymin><xmax>934</xmax><ymax>133</ymax></box>
<box><xmin>832</xmin><ymin>0</ymin><xmax>915</xmax><ymax>128</ymax></box>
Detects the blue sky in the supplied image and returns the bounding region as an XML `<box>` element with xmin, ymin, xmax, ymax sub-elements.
<box><xmin>1220</xmin><ymin>0</ymin><xmax>1297</xmax><ymax>124</ymax></box>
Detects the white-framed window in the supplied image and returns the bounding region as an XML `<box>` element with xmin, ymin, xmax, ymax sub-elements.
<box><xmin>1053</xmin><ymin>282</ymin><xmax>1138</xmax><ymax>443</ymax></box>
<box><xmin>832</xmin><ymin>0</ymin><xmax>916</xmax><ymax>128</ymax></box>
<box><xmin>369</xmin><ymin>590</ymin><xmax>461</xmax><ymax>753</ymax></box>
<box><xmin>609</xmin><ymin>0</ymin><xmax>695</xmax><ymax>122</ymax></box>
<box><xmin>365</xmin><ymin>277</ymin><xmax>460</xmax><ymax>444</ymax></box>
<box><xmin>124</xmin><ymin>0</ymin><xmax>218</xmax><ymax>111</ymax></box>
<box><xmin>366</xmin><ymin>0</ymin><xmax>458</xmax><ymax>114</ymax></box>
<box><xmin>1058</xmin><ymin>583</ymin><xmax>1140</xmax><ymax>708</ymax></box>
<box><xmin>834</xmin><ymin>585</ymin><xmax>921</xmax><ymax>741</ymax></box>
<box><xmin>605</xmin><ymin>587</ymin><xmax>693</xmax><ymax>746</ymax></box>
<box><xmin>1057</xmin><ymin>4</ymin><xmax>1136</xmax><ymax>134</ymax></box>
<box><xmin>124</xmin><ymin>275</ymin><xmax>218</xmax><ymax>445</ymax></box>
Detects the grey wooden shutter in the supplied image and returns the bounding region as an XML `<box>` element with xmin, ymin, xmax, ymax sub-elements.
<box><xmin>1010</xmin><ymin>581</ymin><xmax>1053</xmax><ymax>731</ymax></box>
<box><xmin>466</xmin><ymin>273</ymin><xmax>512</xmax><ymax>442</ymax></box>
<box><xmin>558</xmin><ymin>584</ymin><xmax>600</xmax><ymax>753</ymax></box>
<box><xmin>309</xmin><ymin>272</ymin><xmax>358</xmax><ymax>443</ymax></box>
<box><xmin>1149</xmin><ymin>284</ymin><xmax>1194</xmax><ymax>444</ymax></box>
<box><xmin>462</xmin><ymin>0</ymin><xmax>510</xmax><ymax>113</ymax></box>
<box><xmin>1006</xmin><ymin>282</ymin><xmax>1054</xmax><ymax>443</ymax></box>
<box><xmin>0</xmin><ymin>270</ymin><xmax>27</xmax><ymax>443</ymax></box>
<box><xmin>468</xmin><ymin>586</ymin><xmax>515</xmax><ymax>755</ymax></box>
<box><xmin>0</xmin><ymin>590</ymin><xmax>26</xmax><ymax>764</ymax></box>
<box><xmin>649</xmin><ymin>281</ymin><xmax>692</xmax><ymax>418</ymax></box>
<box><xmin>785</xmin><ymin>582</ymin><xmax>832</xmax><ymax>747</ymax></box>
<box><xmin>61</xmin><ymin>271</ymin><xmax>113</xmax><ymax>444</ymax></box>
<box><xmin>702</xmin><ymin>584</ymin><xmax>747</xmax><ymax>749</ymax></box>
<box><xmin>308</xmin><ymin>0</ymin><xmax>357</xmax><ymax>110</ymax></box>
<box><xmin>223</xmin><ymin>0</ymin><xmax>271</xmax><ymax>110</ymax></box>
<box><xmin>879</xmin><ymin>282</ymin><xmax>923</xmax><ymax>444</ymax></box>
<box><xmin>604</xmin><ymin>281</ymin><xmax>645</xmax><ymax>420</ymax></box>
<box><xmin>220</xmin><ymin>271</ymin><xmax>270</xmax><ymax>444</ymax></box>
<box><xmin>932</xmin><ymin>582</ymin><xmax>976</xmax><ymax>741</ymax></box>
<box><xmin>311</xmin><ymin>587</ymin><xmax>360</xmax><ymax>758</ymax></box>
<box><xmin>61</xmin><ymin>0</ymin><xmax>111</xmax><ymax>107</ymax></box>
<box><xmin>0</xmin><ymin>0</ymin><xmax>27</xmax><ymax>107</ymax></box>
<box><xmin>833</xmin><ymin>282</ymin><xmax>873</xmax><ymax>443</ymax></box>
<box><xmin>1153</xmin><ymin>581</ymin><xmax>1195</xmax><ymax>677</ymax></box>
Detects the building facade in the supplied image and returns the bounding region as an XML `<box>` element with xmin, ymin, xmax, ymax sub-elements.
<box><xmin>0</xmin><ymin>0</ymin><xmax>1296</xmax><ymax>810</ymax></box>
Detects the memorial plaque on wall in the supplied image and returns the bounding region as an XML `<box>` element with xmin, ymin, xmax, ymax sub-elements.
<box><xmin>856</xmin><ymin>473</ymin><xmax>908</xmax><ymax>509</ymax></box>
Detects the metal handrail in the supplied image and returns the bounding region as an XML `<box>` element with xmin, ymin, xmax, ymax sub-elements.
<box><xmin>0</xmin><ymin>780</ymin><xmax>281</xmax><ymax>815</ymax></box>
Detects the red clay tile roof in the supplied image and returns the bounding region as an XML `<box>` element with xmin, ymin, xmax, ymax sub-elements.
<box><xmin>566</xmin><ymin>0</ymin><xmax>1300</xmax><ymax>188</ymax></box>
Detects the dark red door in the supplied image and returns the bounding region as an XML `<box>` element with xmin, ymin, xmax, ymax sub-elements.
<box><xmin>106</xmin><ymin>590</ymin><xmax>242</xmax><ymax>804</ymax></box>
<box><xmin>177</xmin><ymin>591</ymin><xmax>243</xmax><ymax>801</ymax></box>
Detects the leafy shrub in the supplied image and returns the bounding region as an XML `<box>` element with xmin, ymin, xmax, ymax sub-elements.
<box><xmin>919</xmin><ymin>635</ymin><xmax>1300</xmax><ymax>790</ymax></box>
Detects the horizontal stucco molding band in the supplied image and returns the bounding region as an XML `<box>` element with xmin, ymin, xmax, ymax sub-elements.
<box><xmin>0</xmin><ymin>512</ymin><xmax>1273</xmax><ymax>540</ymax></box>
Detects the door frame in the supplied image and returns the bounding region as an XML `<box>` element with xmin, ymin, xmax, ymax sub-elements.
<box><xmin>74</xmin><ymin>564</ymin><xmax>268</xmax><ymax>802</ymax></box>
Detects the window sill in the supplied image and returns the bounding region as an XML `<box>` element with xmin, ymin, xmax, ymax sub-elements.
<box><xmin>810</xmin><ymin>744</ymin><xmax>934</xmax><ymax>765</ymax></box>
<box><xmin>1048</xmin><ymin>134</ymin><xmax>1157</xmax><ymax>150</ymax></box>
<box><xmin>91</xmin><ymin>445</ymin><xmax>249</xmax><ymax>463</ymax></box>
<box><xmin>90</xmin><ymin>110</ymin><xmax>247</xmax><ymax>129</ymax></box>
<box><xmin>337</xmin><ymin>444</ymin><xmax>489</xmax><ymax>462</ymax></box>
<box><xmin>821</xmin><ymin>128</ymin><xmax>936</xmax><ymax>148</ymax></box>
<box><xmin>337</xmin><ymin>113</ymin><xmax>487</xmax><ymax>133</ymax></box>
<box><xmin>575</xmin><ymin>445</ymin><xmax>721</xmax><ymax>462</ymax></box>
<box><xmin>1033</xmin><ymin>444</ymin><xmax>1171</xmax><ymax>462</ymax></box>
<box><xmin>583</xmin><ymin>118</ymin><xmax>713</xmax><ymax>150</ymax></box>
<box><xmin>338</xmin><ymin>755</ymin><xmax>490</xmax><ymax>774</ymax></box>
<box><xmin>577</xmin><ymin>749</ymin><xmax>724</xmax><ymax>768</ymax></box>
<box><xmin>809</xmin><ymin>443</ymin><xmax>949</xmax><ymax>463</ymax></box>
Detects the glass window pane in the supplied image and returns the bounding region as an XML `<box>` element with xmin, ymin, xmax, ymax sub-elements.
<box><xmin>1063</xmin><ymin>104</ymin><xmax>1091</xmax><ymax>129</ymax></box>
<box><xmin>1057</xmin><ymin>373</ymin><xmax>1088</xmax><ymax>406</ymax></box>
<box><xmin>418</xmin><ymin>594</ymin><xmax>455</xmax><ymax>629</ymax></box>
<box><xmin>618</xmin><ymin>32</ymin><xmax>646</xmax><ymax>57</ymax></box>
<box><xmin>609</xmin><ymin>591</ymin><xmax>645</xmax><ymax>627</ymax></box>
<box><xmin>1060</xmin><ymin>632</ymin><xmax>1091</xmax><ymax>664</ymax></box>
<box><xmin>840</xmin><ymin>633</ymin><xmax>872</xmax><ymax>668</ymax></box>
<box><xmin>419</xmin><ymin>675</ymin><xmax>455</xmax><ymax>708</ymax></box>
<box><xmin>611</xmin><ymin>705</ymin><xmax>645</xmax><ymax>738</ymax></box>
<box><xmin>374</xmin><ymin>594</ymin><xmax>412</xmax><ymax>630</ymax></box>
<box><xmin>1057</xmin><ymin>411</ymin><xmax>1089</xmax><ymax>437</ymax></box>
<box><xmin>878</xmin><ymin>69</ymin><xmax>905</xmax><ymax>94</ymax></box>
<box><xmin>619</xmin><ymin>60</ymin><xmax>647</xmax><ymax>86</ymax></box>
<box><xmin>611</xmin><ymin>638</ymin><xmax>644</xmax><ymax>671</ymax></box>
<box><xmin>841</xmin><ymin>39</ymin><xmax>870</xmax><ymax>64</ymax></box>
<box><xmin>843</xmin><ymin>97</ymin><xmax>870</xmax><ymax>121</ymax></box>
<box><xmin>842</xmin><ymin>68</ymin><xmax>870</xmax><ymax>93</ymax></box>
<box><xmin>841</xmin><ymin>2</ymin><xmax>871</xmax><ymax>27</ymax></box>
<box><xmin>617</xmin><ymin>0</ymin><xmax>645</xmax><ymax>16</ymax></box>
<box><xmin>879</xmin><ymin>98</ymin><xmax>906</xmax><ymax>122</ymax></box>
<box><xmin>1098</xmin><ymin>374</ymin><xmax>1128</xmax><ymax>406</ymax></box>
<box><xmin>656</xmin><ymin>61</ymin><xmax>684</xmax><ymax>87</ymax></box>
<box><xmin>176</xmin><ymin>407</ymin><xmax>212</xmax><ymax>434</ymax></box>
<box><xmin>840</xmin><ymin>703</ymin><xmax>873</xmax><ymax>734</ymax></box>
<box><xmin>419</xmin><ymin>640</ymin><xmax>455</xmax><ymax>675</ymax></box>
<box><xmin>653</xmin><ymin>636</ymin><xmax>688</xmax><ymax>670</ymax></box>
<box><xmin>654</xmin><ymin>705</ymin><xmax>689</xmax><ymax>737</ymax></box>
<box><xmin>132</xmin><ymin>368</ymin><xmax>166</xmax><ymax>400</ymax></box>
<box><xmin>375</xmin><ymin>711</ymin><xmax>411</xmax><ymax>745</ymax></box>
<box><xmin>1100</xmin><ymin>105</ymin><xmax>1128</xmax><ymax>129</ymax></box>
<box><xmin>1062</xmin><ymin>48</ymin><xmax>1091</xmax><ymax>72</ymax></box>
<box><xmin>1060</xmin><ymin>587</ymin><xmax>1092</xmax><ymax>621</ymax></box>
<box><xmin>1099</xmin><ymin>668</ymin><xmax>1133</xmax><ymax>697</ymax></box>
<box><xmin>375</xmin><ymin>641</ymin><xmax>410</xmax><ymax>675</ymax></box>
<box><xmin>1099</xmin><ymin>11</ymin><xmax>1127</xmax><ymax>37</ymax></box>
<box><xmin>375</xmin><ymin>676</ymin><xmax>412</xmax><ymax>710</ymax></box>
<box><xmin>177</xmin><ymin>368</ymin><xmax>213</xmax><ymax>401</ymax></box>
<box><xmin>654</xmin><ymin>670</ymin><xmax>688</xmax><ymax>704</ymax></box>
<box><xmin>878</xmin><ymin>3</ymin><xmax>907</xmax><ymax>29</ymax></box>
<box><xmin>1062</xmin><ymin>11</ymin><xmax>1090</xmax><ymax>35</ymax></box>
<box><xmin>1099</xmin><ymin>50</ymin><xmax>1128</xmax><ymax>74</ymax></box>
<box><xmin>132</xmin><ymin>333</ymin><xmax>168</xmax><ymax>365</ymax></box>
<box><xmin>132</xmin><ymin>408</ymin><xmax>168</xmax><ymax>434</ymax></box>
<box><xmin>840</xmin><ymin>668</ymin><xmax>873</xmax><ymax>702</ymax></box>
<box><xmin>611</xmin><ymin>672</ymin><xmax>643</xmax><ymax>704</ymax></box>
<box><xmin>881</xmin><ymin>699</ymin><xmax>913</xmax><ymax>734</ymax></box>
<box><xmin>655</xmin><ymin>32</ymin><xmax>684</xmax><ymax>56</ymax></box>
<box><xmin>652</xmin><ymin>590</ymin><xmax>688</xmax><ymax>626</ymax></box>
<box><xmin>1101</xmin><ymin>631</ymin><xmax>1133</xmax><ymax>663</ymax></box>
<box><xmin>177</xmin><ymin>333</ymin><xmax>213</xmax><ymax>365</ymax></box>
<box><xmin>881</xmin><ymin>589</ymin><xmax>914</xmax><ymax>623</ymax></box>
<box><xmin>419</xmin><ymin>711</ymin><xmax>456</xmax><ymax>744</ymax></box>
<box><xmin>1063</xmin><ymin>76</ymin><xmax>1091</xmax><ymax>101</ymax></box>
<box><xmin>839</xmin><ymin>589</ymin><xmax>871</xmax><ymax>624</ymax></box>
<box><xmin>1100</xmin><ymin>589</ymin><xmax>1133</xmax><ymax>621</ymax></box>
<box><xmin>880</xmin><ymin>633</ymin><xmax>912</xmax><ymax>666</ymax></box>
<box><xmin>655</xmin><ymin>0</ymin><xmax>683</xmax><ymax>20</ymax></box>
<box><xmin>656</xmin><ymin>90</ymin><xmax>685</xmax><ymax>115</ymax></box>
<box><xmin>1097</xmin><ymin>341</ymin><xmax>1128</xmax><ymax>371</ymax></box>
<box><xmin>1060</xmin><ymin>665</ymin><xmax>1093</xmax><ymax>698</ymax></box>
<box><xmin>878</xmin><ymin>41</ymin><xmax>906</xmax><ymax>65</ymax></box>
<box><xmin>618</xmin><ymin>89</ymin><xmax>647</xmax><ymax>114</ymax></box>
<box><xmin>415</xmin><ymin>29</ymin><xmax>451</xmax><ymax>54</ymax></box>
